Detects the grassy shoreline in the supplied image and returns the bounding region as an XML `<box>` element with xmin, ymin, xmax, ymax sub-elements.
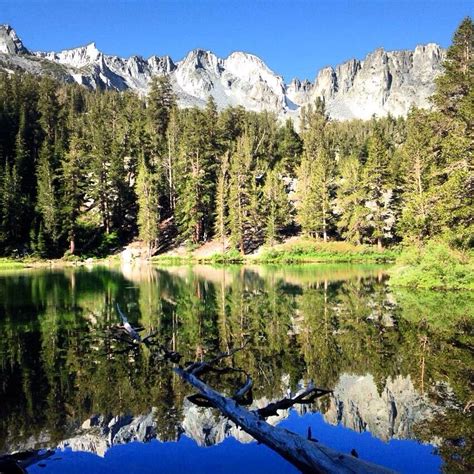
<box><xmin>0</xmin><ymin>255</ymin><xmax>121</xmax><ymax>270</ymax></box>
<box><xmin>0</xmin><ymin>258</ymin><xmax>29</xmax><ymax>270</ymax></box>
<box><xmin>0</xmin><ymin>241</ymin><xmax>396</xmax><ymax>270</ymax></box>
<box><xmin>7</xmin><ymin>240</ymin><xmax>471</xmax><ymax>288</ymax></box>
<box><xmin>152</xmin><ymin>240</ymin><xmax>398</xmax><ymax>265</ymax></box>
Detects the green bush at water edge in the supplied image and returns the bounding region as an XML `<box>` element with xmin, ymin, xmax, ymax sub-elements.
<box><xmin>389</xmin><ymin>241</ymin><xmax>473</xmax><ymax>290</ymax></box>
<box><xmin>256</xmin><ymin>240</ymin><xmax>396</xmax><ymax>263</ymax></box>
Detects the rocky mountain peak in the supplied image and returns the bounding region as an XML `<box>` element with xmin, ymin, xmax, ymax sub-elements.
<box><xmin>0</xmin><ymin>24</ymin><xmax>446</xmax><ymax>121</ymax></box>
<box><xmin>226</xmin><ymin>50</ymin><xmax>266</xmax><ymax>67</ymax></box>
<box><xmin>38</xmin><ymin>41</ymin><xmax>102</xmax><ymax>68</ymax></box>
<box><xmin>84</xmin><ymin>42</ymin><xmax>100</xmax><ymax>57</ymax></box>
<box><xmin>225</xmin><ymin>51</ymin><xmax>283</xmax><ymax>85</ymax></box>
<box><xmin>181</xmin><ymin>48</ymin><xmax>222</xmax><ymax>73</ymax></box>
<box><xmin>0</xmin><ymin>24</ymin><xmax>28</xmax><ymax>55</ymax></box>
<box><xmin>415</xmin><ymin>42</ymin><xmax>443</xmax><ymax>57</ymax></box>
<box><xmin>147</xmin><ymin>55</ymin><xmax>176</xmax><ymax>74</ymax></box>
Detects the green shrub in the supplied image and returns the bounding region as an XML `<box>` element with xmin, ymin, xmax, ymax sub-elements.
<box><xmin>209</xmin><ymin>249</ymin><xmax>244</xmax><ymax>264</ymax></box>
<box><xmin>95</xmin><ymin>231</ymin><xmax>120</xmax><ymax>257</ymax></box>
<box><xmin>389</xmin><ymin>241</ymin><xmax>474</xmax><ymax>290</ymax></box>
<box><xmin>256</xmin><ymin>239</ymin><xmax>395</xmax><ymax>263</ymax></box>
<box><xmin>62</xmin><ymin>250</ymin><xmax>82</xmax><ymax>262</ymax></box>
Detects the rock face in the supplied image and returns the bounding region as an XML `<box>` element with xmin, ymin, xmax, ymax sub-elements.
<box><xmin>0</xmin><ymin>24</ymin><xmax>445</xmax><ymax>120</ymax></box>
<box><xmin>323</xmin><ymin>373</ymin><xmax>445</xmax><ymax>441</ymax></box>
<box><xmin>3</xmin><ymin>372</ymin><xmax>455</xmax><ymax>458</ymax></box>
<box><xmin>0</xmin><ymin>25</ymin><xmax>28</xmax><ymax>55</ymax></box>
<box><xmin>55</xmin><ymin>397</ymin><xmax>291</xmax><ymax>456</ymax></box>
<box><xmin>58</xmin><ymin>412</ymin><xmax>159</xmax><ymax>457</ymax></box>
<box><xmin>54</xmin><ymin>374</ymin><xmax>447</xmax><ymax>457</ymax></box>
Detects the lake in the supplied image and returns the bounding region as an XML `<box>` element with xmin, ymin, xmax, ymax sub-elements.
<box><xmin>0</xmin><ymin>264</ymin><xmax>472</xmax><ymax>473</ymax></box>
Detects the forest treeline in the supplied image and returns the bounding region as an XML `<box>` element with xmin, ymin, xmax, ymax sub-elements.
<box><xmin>0</xmin><ymin>18</ymin><xmax>471</xmax><ymax>258</ymax></box>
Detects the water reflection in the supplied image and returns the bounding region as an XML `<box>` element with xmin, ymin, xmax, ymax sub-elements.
<box><xmin>0</xmin><ymin>264</ymin><xmax>472</xmax><ymax>472</ymax></box>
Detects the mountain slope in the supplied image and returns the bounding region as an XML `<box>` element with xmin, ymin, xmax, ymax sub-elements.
<box><xmin>0</xmin><ymin>24</ymin><xmax>445</xmax><ymax>120</ymax></box>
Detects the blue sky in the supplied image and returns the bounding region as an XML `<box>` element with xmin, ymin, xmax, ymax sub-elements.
<box><xmin>0</xmin><ymin>1</ymin><xmax>472</xmax><ymax>81</ymax></box>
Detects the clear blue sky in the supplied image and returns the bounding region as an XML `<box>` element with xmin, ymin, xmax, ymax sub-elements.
<box><xmin>1</xmin><ymin>1</ymin><xmax>472</xmax><ymax>82</ymax></box>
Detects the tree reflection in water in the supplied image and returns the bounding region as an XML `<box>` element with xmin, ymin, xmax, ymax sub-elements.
<box><xmin>0</xmin><ymin>264</ymin><xmax>472</xmax><ymax>471</ymax></box>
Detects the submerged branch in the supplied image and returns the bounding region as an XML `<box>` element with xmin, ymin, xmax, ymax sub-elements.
<box><xmin>116</xmin><ymin>303</ymin><xmax>142</xmax><ymax>342</ymax></box>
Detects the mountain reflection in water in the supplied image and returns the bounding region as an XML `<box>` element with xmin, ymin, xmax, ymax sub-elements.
<box><xmin>0</xmin><ymin>264</ymin><xmax>472</xmax><ymax>473</ymax></box>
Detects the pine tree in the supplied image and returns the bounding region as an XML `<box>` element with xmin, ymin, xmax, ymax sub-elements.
<box><xmin>0</xmin><ymin>161</ymin><xmax>23</xmax><ymax>251</ymax></box>
<box><xmin>361</xmin><ymin>126</ymin><xmax>394</xmax><ymax>249</ymax></box>
<box><xmin>398</xmin><ymin>109</ymin><xmax>436</xmax><ymax>242</ymax></box>
<box><xmin>430</xmin><ymin>17</ymin><xmax>474</xmax><ymax>247</ymax></box>
<box><xmin>247</xmin><ymin>174</ymin><xmax>265</xmax><ymax>251</ymax></box>
<box><xmin>85</xmin><ymin>93</ymin><xmax>114</xmax><ymax>235</ymax></box>
<box><xmin>335</xmin><ymin>154</ymin><xmax>366</xmax><ymax>244</ymax></box>
<box><xmin>38</xmin><ymin>77</ymin><xmax>60</xmax><ymax>145</ymax></box>
<box><xmin>295</xmin><ymin>152</ymin><xmax>318</xmax><ymax>237</ymax></box>
<box><xmin>62</xmin><ymin>134</ymin><xmax>86</xmax><ymax>254</ymax></box>
<box><xmin>300</xmin><ymin>97</ymin><xmax>327</xmax><ymax>135</ymax></box>
<box><xmin>14</xmin><ymin>107</ymin><xmax>28</xmax><ymax>176</ymax></box>
<box><xmin>12</xmin><ymin>111</ymin><xmax>30</xmax><ymax>244</ymax></box>
<box><xmin>295</xmin><ymin>144</ymin><xmax>335</xmax><ymax>240</ymax></box>
<box><xmin>314</xmin><ymin>145</ymin><xmax>335</xmax><ymax>241</ymax></box>
<box><xmin>263</xmin><ymin>167</ymin><xmax>290</xmax><ymax>246</ymax></box>
<box><xmin>277</xmin><ymin>119</ymin><xmax>303</xmax><ymax>174</ymax></box>
<box><xmin>175</xmin><ymin>109</ymin><xmax>215</xmax><ymax>243</ymax></box>
<box><xmin>136</xmin><ymin>156</ymin><xmax>160</xmax><ymax>257</ymax></box>
<box><xmin>165</xmin><ymin>106</ymin><xmax>180</xmax><ymax>213</ymax></box>
<box><xmin>432</xmin><ymin>17</ymin><xmax>473</xmax><ymax>121</ymax></box>
<box><xmin>228</xmin><ymin>133</ymin><xmax>252</xmax><ymax>253</ymax></box>
<box><xmin>201</xmin><ymin>96</ymin><xmax>221</xmax><ymax>234</ymax></box>
<box><xmin>227</xmin><ymin>123</ymin><xmax>268</xmax><ymax>253</ymax></box>
<box><xmin>147</xmin><ymin>75</ymin><xmax>176</xmax><ymax>153</ymax></box>
<box><xmin>296</xmin><ymin>101</ymin><xmax>334</xmax><ymax>240</ymax></box>
<box><xmin>214</xmin><ymin>151</ymin><xmax>229</xmax><ymax>253</ymax></box>
<box><xmin>108</xmin><ymin>95</ymin><xmax>133</xmax><ymax>235</ymax></box>
<box><xmin>36</xmin><ymin>142</ymin><xmax>61</xmax><ymax>253</ymax></box>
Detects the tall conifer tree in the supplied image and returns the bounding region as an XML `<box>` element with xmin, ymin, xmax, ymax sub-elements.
<box><xmin>361</xmin><ymin>125</ymin><xmax>394</xmax><ymax>249</ymax></box>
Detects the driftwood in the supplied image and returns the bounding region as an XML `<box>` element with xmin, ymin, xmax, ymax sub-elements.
<box><xmin>116</xmin><ymin>303</ymin><xmax>142</xmax><ymax>342</ymax></box>
<box><xmin>255</xmin><ymin>383</ymin><xmax>331</xmax><ymax>418</ymax></box>
<box><xmin>106</xmin><ymin>313</ymin><xmax>396</xmax><ymax>474</ymax></box>
<box><xmin>173</xmin><ymin>352</ymin><xmax>396</xmax><ymax>474</ymax></box>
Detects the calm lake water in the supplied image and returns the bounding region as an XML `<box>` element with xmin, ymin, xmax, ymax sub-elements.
<box><xmin>0</xmin><ymin>264</ymin><xmax>472</xmax><ymax>473</ymax></box>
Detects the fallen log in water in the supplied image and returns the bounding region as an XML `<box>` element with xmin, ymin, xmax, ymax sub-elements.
<box><xmin>107</xmin><ymin>310</ymin><xmax>396</xmax><ymax>473</ymax></box>
<box><xmin>174</xmin><ymin>366</ymin><xmax>396</xmax><ymax>474</ymax></box>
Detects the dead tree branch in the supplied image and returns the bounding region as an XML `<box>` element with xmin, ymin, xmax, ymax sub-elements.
<box><xmin>175</xmin><ymin>366</ymin><xmax>395</xmax><ymax>474</ymax></box>
<box><xmin>255</xmin><ymin>383</ymin><xmax>332</xmax><ymax>419</ymax></box>
<box><xmin>107</xmin><ymin>307</ymin><xmax>395</xmax><ymax>474</ymax></box>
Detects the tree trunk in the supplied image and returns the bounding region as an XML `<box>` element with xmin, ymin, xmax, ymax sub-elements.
<box><xmin>175</xmin><ymin>367</ymin><xmax>395</xmax><ymax>474</ymax></box>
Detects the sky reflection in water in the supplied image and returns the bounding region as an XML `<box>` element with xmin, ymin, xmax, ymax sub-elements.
<box><xmin>0</xmin><ymin>264</ymin><xmax>471</xmax><ymax>473</ymax></box>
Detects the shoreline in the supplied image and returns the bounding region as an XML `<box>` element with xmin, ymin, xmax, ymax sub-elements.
<box><xmin>0</xmin><ymin>255</ymin><xmax>394</xmax><ymax>270</ymax></box>
<box><xmin>0</xmin><ymin>239</ymin><xmax>398</xmax><ymax>269</ymax></box>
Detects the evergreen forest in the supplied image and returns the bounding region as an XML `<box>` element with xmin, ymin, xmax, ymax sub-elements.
<box><xmin>0</xmin><ymin>18</ymin><xmax>472</xmax><ymax>259</ymax></box>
